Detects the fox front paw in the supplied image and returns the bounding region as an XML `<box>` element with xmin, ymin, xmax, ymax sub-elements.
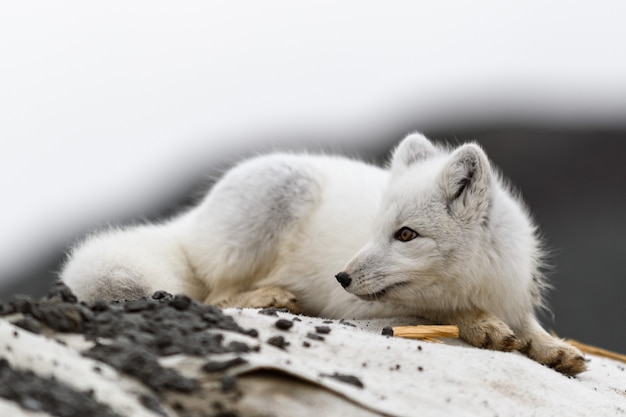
<box><xmin>459</xmin><ymin>312</ymin><xmax>521</xmax><ymax>352</ymax></box>
<box><xmin>522</xmin><ymin>337</ymin><xmax>587</xmax><ymax>376</ymax></box>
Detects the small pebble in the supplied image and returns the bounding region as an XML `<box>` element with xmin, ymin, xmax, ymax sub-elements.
<box><xmin>169</xmin><ymin>295</ymin><xmax>192</xmax><ymax>310</ymax></box>
<box><xmin>315</xmin><ymin>326</ymin><xmax>331</xmax><ymax>334</ymax></box>
<box><xmin>151</xmin><ymin>291</ymin><xmax>173</xmax><ymax>300</ymax></box>
<box><xmin>275</xmin><ymin>319</ymin><xmax>294</xmax><ymax>330</ymax></box>
<box><xmin>14</xmin><ymin>316</ymin><xmax>42</xmax><ymax>334</ymax></box>
<box><xmin>258</xmin><ymin>307</ymin><xmax>279</xmax><ymax>316</ymax></box>
<box><xmin>227</xmin><ymin>341</ymin><xmax>252</xmax><ymax>353</ymax></box>
<box><xmin>267</xmin><ymin>335</ymin><xmax>290</xmax><ymax>350</ymax></box>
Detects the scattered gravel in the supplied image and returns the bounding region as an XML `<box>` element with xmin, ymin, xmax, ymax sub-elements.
<box><xmin>0</xmin><ymin>281</ymin><xmax>259</xmax><ymax>416</ymax></box>
<box><xmin>84</xmin><ymin>339</ymin><xmax>198</xmax><ymax>394</ymax></box>
<box><xmin>0</xmin><ymin>358</ymin><xmax>122</xmax><ymax>417</ymax></box>
<box><xmin>0</xmin><ymin>281</ymin><xmax>374</xmax><ymax>416</ymax></box>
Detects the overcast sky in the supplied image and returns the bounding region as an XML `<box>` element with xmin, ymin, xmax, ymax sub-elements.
<box><xmin>2</xmin><ymin>1</ymin><xmax>626</xmax><ymax>287</ymax></box>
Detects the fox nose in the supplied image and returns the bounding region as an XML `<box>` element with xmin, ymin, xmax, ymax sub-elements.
<box><xmin>335</xmin><ymin>272</ymin><xmax>352</xmax><ymax>288</ymax></box>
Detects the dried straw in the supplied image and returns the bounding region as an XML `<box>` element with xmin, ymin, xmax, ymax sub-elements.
<box><xmin>388</xmin><ymin>325</ymin><xmax>459</xmax><ymax>340</ymax></box>
<box><xmin>566</xmin><ymin>339</ymin><xmax>626</xmax><ymax>364</ymax></box>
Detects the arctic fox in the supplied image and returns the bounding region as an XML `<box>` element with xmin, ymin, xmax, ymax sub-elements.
<box><xmin>61</xmin><ymin>133</ymin><xmax>586</xmax><ymax>375</ymax></box>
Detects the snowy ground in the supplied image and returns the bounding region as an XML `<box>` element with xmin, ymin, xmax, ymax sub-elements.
<box><xmin>225</xmin><ymin>309</ymin><xmax>626</xmax><ymax>417</ymax></box>
<box><xmin>2</xmin><ymin>297</ymin><xmax>625</xmax><ymax>417</ymax></box>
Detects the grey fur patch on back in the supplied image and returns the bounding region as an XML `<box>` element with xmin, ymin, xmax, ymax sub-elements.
<box><xmin>90</xmin><ymin>267</ymin><xmax>150</xmax><ymax>302</ymax></box>
<box><xmin>263</xmin><ymin>164</ymin><xmax>318</xmax><ymax>230</ymax></box>
<box><xmin>219</xmin><ymin>159</ymin><xmax>320</xmax><ymax>249</ymax></box>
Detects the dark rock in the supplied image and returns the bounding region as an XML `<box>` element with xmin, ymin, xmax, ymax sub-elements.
<box><xmin>244</xmin><ymin>328</ymin><xmax>259</xmax><ymax>338</ymax></box>
<box><xmin>46</xmin><ymin>280</ymin><xmax>78</xmax><ymax>303</ymax></box>
<box><xmin>275</xmin><ymin>319</ymin><xmax>294</xmax><ymax>330</ymax></box>
<box><xmin>10</xmin><ymin>294</ymin><xmax>34</xmax><ymax>315</ymax></box>
<box><xmin>315</xmin><ymin>326</ymin><xmax>331</xmax><ymax>334</ymax></box>
<box><xmin>381</xmin><ymin>326</ymin><xmax>394</xmax><ymax>336</ymax></box>
<box><xmin>169</xmin><ymin>294</ymin><xmax>192</xmax><ymax>310</ymax></box>
<box><xmin>13</xmin><ymin>315</ymin><xmax>42</xmax><ymax>334</ymax></box>
<box><xmin>151</xmin><ymin>291</ymin><xmax>173</xmax><ymax>301</ymax></box>
<box><xmin>258</xmin><ymin>307</ymin><xmax>278</xmax><ymax>316</ymax></box>
<box><xmin>0</xmin><ymin>301</ymin><xmax>16</xmax><ymax>316</ymax></box>
<box><xmin>227</xmin><ymin>341</ymin><xmax>252</xmax><ymax>353</ymax></box>
<box><xmin>306</xmin><ymin>333</ymin><xmax>325</xmax><ymax>341</ymax></box>
<box><xmin>267</xmin><ymin>335</ymin><xmax>290</xmax><ymax>350</ymax></box>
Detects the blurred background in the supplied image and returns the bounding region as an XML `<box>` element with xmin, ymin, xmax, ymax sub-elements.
<box><xmin>1</xmin><ymin>2</ymin><xmax>625</xmax><ymax>351</ymax></box>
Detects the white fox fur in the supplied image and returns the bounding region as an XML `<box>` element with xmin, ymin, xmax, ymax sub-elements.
<box><xmin>61</xmin><ymin>133</ymin><xmax>586</xmax><ymax>375</ymax></box>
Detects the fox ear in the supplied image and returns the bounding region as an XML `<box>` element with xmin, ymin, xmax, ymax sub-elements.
<box><xmin>391</xmin><ymin>133</ymin><xmax>437</xmax><ymax>172</ymax></box>
<box><xmin>440</xmin><ymin>144</ymin><xmax>491</xmax><ymax>221</ymax></box>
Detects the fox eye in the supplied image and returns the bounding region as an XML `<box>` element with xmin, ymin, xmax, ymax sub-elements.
<box><xmin>394</xmin><ymin>227</ymin><xmax>419</xmax><ymax>242</ymax></box>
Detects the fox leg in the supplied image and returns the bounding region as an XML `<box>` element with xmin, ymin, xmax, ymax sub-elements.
<box><xmin>183</xmin><ymin>155</ymin><xmax>320</xmax><ymax>309</ymax></box>
<box><xmin>209</xmin><ymin>286</ymin><xmax>302</xmax><ymax>314</ymax></box>
<box><xmin>61</xmin><ymin>226</ymin><xmax>202</xmax><ymax>302</ymax></box>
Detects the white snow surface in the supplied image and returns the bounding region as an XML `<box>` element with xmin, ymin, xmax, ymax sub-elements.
<box><xmin>2</xmin><ymin>309</ymin><xmax>626</xmax><ymax>417</ymax></box>
<box><xmin>229</xmin><ymin>309</ymin><xmax>626</xmax><ymax>417</ymax></box>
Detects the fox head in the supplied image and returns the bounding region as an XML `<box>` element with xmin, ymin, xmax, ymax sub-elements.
<box><xmin>336</xmin><ymin>133</ymin><xmax>499</xmax><ymax>309</ymax></box>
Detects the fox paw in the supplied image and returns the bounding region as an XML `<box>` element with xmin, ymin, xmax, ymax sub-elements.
<box><xmin>214</xmin><ymin>286</ymin><xmax>302</xmax><ymax>314</ymax></box>
<box><xmin>522</xmin><ymin>337</ymin><xmax>587</xmax><ymax>376</ymax></box>
<box><xmin>460</xmin><ymin>313</ymin><xmax>521</xmax><ymax>352</ymax></box>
